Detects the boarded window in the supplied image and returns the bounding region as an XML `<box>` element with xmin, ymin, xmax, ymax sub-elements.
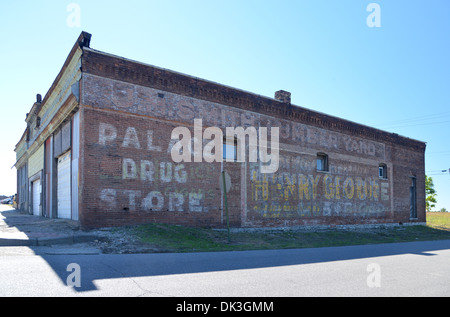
<box><xmin>54</xmin><ymin>121</ymin><xmax>71</xmax><ymax>157</ymax></box>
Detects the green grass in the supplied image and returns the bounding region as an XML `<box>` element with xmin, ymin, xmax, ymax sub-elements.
<box><xmin>426</xmin><ymin>212</ymin><xmax>450</xmax><ymax>231</ymax></box>
<box><xmin>128</xmin><ymin>213</ymin><xmax>450</xmax><ymax>253</ymax></box>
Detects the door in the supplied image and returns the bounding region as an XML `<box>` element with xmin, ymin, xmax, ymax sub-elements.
<box><xmin>410</xmin><ymin>177</ymin><xmax>417</xmax><ymax>219</ymax></box>
<box><xmin>57</xmin><ymin>151</ymin><xmax>71</xmax><ymax>219</ymax></box>
<box><xmin>32</xmin><ymin>179</ymin><xmax>40</xmax><ymax>216</ymax></box>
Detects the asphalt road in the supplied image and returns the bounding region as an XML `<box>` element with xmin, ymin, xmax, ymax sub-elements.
<box><xmin>1</xmin><ymin>239</ymin><xmax>449</xmax><ymax>297</ymax></box>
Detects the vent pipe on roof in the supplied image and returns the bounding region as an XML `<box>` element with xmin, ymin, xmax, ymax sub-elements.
<box><xmin>275</xmin><ymin>90</ymin><xmax>291</xmax><ymax>105</ymax></box>
<box><xmin>78</xmin><ymin>31</ymin><xmax>92</xmax><ymax>48</ymax></box>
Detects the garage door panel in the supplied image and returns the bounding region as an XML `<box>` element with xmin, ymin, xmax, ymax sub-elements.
<box><xmin>32</xmin><ymin>179</ymin><xmax>40</xmax><ymax>216</ymax></box>
<box><xmin>57</xmin><ymin>151</ymin><xmax>71</xmax><ymax>219</ymax></box>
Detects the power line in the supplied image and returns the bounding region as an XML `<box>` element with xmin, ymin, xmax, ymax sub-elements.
<box><xmin>380</xmin><ymin>120</ymin><xmax>450</xmax><ymax>129</ymax></box>
<box><xmin>375</xmin><ymin>111</ymin><xmax>450</xmax><ymax>127</ymax></box>
<box><xmin>426</xmin><ymin>168</ymin><xmax>450</xmax><ymax>176</ymax></box>
<box><xmin>372</xmin><ymin>110</ymin><xmax>450</xmax><ymax>130</ymax></box>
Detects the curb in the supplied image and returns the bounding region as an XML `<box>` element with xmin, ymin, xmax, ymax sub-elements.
<box><xmin>0</xmin><ymin>233</ymin><xmax>100</xmax><ymax>247</ymax></box>
<box><xmin>0</xmin><ymin>238</ymin><xmax>37</xmax><ymax>247</ymax></box>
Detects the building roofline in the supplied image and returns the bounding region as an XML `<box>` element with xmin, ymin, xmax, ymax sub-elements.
<box><xmin>15</xmin><ymin>32</ymin><xmax>91</xmax><ymax>161</ymax></box>
<box><xmin>18</xmin><ymin>31</ymin><xmax>426</xmax><ymax>154</ymax></box>
<box><xmin>23</xmin><ymin>32</ymin><xmax>90</xmax><ymax>123</ymax></box>
<box><xmin>83</xmin><ymin>47</ymin><xmax>279</xmax><ymax>103</ymax></box>
<box><xmin>81</xmin><ymin>43</ymin><xmax>426</xmax><ymax>151</ymax></box>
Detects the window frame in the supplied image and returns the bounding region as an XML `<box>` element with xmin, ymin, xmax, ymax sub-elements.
<box><xmin>223</xmin><ymin>137</ymin><xmax>237</xmax><ymax>162</ymax></box>
<box><xmin>316</xmin><ymin>153</ymin><xmax>329</xmax><ymax>172</ymax></box>
<box><xmin>379</xmin><ymin>164</ymin><xmax>387</xmax><ymax>179</ymax></box>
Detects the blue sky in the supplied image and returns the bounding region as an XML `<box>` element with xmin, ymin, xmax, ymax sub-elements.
<box><xmin>0</xmin><ymin>0</ymin><xmax>449</xmax><ymax>210</ymax></box>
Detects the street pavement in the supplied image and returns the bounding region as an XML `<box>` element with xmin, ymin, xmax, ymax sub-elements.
<box><xmin>1</xmin><ymin>205</ymin><xmax>450</xmax><ymax>297</ymax></box>
<box><xmin>1</xmin><ymin>240</ymin><xmax>450</xmax><ymax>297</ymax></box>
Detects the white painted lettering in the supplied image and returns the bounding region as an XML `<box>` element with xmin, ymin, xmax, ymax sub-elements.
<box><xmin>160</xmin><ymin>162</ymin><xmax>172</xmax><ymax>183</ymax></box>
<box><xmin>122</xmin><ymin>127</ymin><xmax>141</xmax><ymax>149</ymax></box>
<box><xmin>122</xmin><ymin>158</ymin><xmax>137</xmax><ymax>179</ymax></box>
<box><xmin>189</xmin><ymin>193</ymin><xmax>203</xmax><ymax>212</ymax></box>
<box><xmin>169</xmin><ymin>192</ymin><xmax>184</xmax><ymax>212</ymax></box>
<box><xmin>140</xmin><ymin>160</ymin><xmax>154</xmax><ymax>182</ymax></box>
<box><xmin>147</xmin><ymin>130</ymin><xmax>162</xmax><ymax>152</ymax></box>
<box><xmin>99</xmin><ymin>123</ymin><xmax>117</xmax><ymax>145</ymax></box>
<box><xmin>142</xmin><ymin>191</ymin><xmax>164</xmax><ymax>211</ymax></box>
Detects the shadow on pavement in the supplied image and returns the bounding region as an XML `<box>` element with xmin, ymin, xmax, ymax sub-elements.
<box><xmin>0</xmin><ymin>206</ymin><xmax>97</xmax><ymax>246</ymax></box>
<box><xmin>2</xmin><ymin>205</ymin><xmax>450</xmax><ymax>293</ymax></box>
<box><xmin>33</xmin><ymin>239</ymin><xmax>450</xmax><ymax>293</ymax></box>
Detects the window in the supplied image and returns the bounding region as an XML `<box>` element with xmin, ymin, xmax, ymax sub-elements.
<box><xmin>379</xmin><ymin>164</ymin><xmax>387</xmax><ymax>179</ymax></box>
<box><xmin>223</xmin><ymin>138</ymin><xmax>237</xmax><ymax>162</ymax></box>
<box><xmin>317</xmin><ymin>153</ymin><xmax>329</xmax><ymax>172</ymax></box>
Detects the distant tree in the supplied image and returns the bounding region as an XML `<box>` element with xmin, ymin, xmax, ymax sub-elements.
<box><xmin>440</xmin><ymin>208</ymin><xmax>448</xmax><ymax>213</ymax></box>
<box><xmin>425</xmin><ymin>175</ymin><xmax>437</xmax><ymax>212</ymax></box>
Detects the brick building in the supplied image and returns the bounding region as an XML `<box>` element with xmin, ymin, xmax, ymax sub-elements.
<box><xmin>14</xmin><ymin>32</ymin><xmax>426</xmax><ymax>229</ymax></box>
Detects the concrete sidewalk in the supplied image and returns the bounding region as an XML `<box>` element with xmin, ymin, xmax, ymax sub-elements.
<box><xmin>0</xmin><ymin>205</ymin><xmax>100</xmax><ymax>247</ymax></box>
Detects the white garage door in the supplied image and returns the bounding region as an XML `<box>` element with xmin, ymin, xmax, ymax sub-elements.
<box><xmin>57</xmin><ymin>151</ymin><xmax>71</xmax><ymax>219</ymax></box>
<box><xmin>32</xmin><ymin>179</ymin><xmax>40</xmax><ymax>216</ymax></box>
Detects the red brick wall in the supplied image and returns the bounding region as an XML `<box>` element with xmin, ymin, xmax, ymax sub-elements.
<box><xmin>79</xmin><ymin>105</ymin><xmax>238</xmax><ymax>229</ymax></box>
<box><xmin>391</xmin><ymin>146</ymin><xmax>426</xmax><ymax>223</ymax></box>
<box><xmin>77</xmin><ymin>49</ymin><xmax>426</xmax><ymax>229</ymax></box>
